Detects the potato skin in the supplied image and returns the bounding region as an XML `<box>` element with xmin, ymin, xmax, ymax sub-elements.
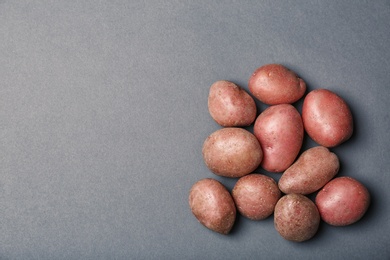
<box><xmin>302</xmin><ymin>89</ymin><xmax>353</xmax><ymax>147</ymax></box>
<box><xmin>274</xmin><ymin>194</ymin><xmax>320</xmax><ymax>242</ymax></box>
<box><xmin>315</xmin><ymin>177</ymin><xmax>370</xmax><ymax>226</ymax></box>
<box><xmin>248</xmin><ymin>64</ymin><xmax>306</xmax><ymax>105</ymax></box>
<box><xmin>232</xmin><ymin>174</ymin><xmax>281</xmax><ymax>220</ymax></box>
<box><xmin>208</xmin><ymin>80</ymin><xmax>257</xmax><ymax>127</ymax></box>
<box><xmin>253</xmin><ymin>104</ymin><xmax>303</xmax><ymax>173</ymax></box>
<box><xmin>189</xmin><ymin>178</ymin><xmax>236</xmax><ymax>234</ymax></box>
<box><xmin>202</xmin><ymin>127</ymin><xmax>263</xmax><ymax>178</ymax></box>
<box><xmin>279</xmin><ymin>146</ymin><xmax>339</xmax><ymax>195</ymax></box>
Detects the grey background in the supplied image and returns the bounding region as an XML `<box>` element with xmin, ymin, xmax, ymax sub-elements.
<box><xmin>1</xmin><ymin>1</ymin><xmax>389</xmax><ymax>259</ymax></box>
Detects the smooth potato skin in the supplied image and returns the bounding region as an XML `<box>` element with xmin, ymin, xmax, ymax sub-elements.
<box><xmin>315</xmin><ymin>177</ymin><xmax>370</xmax><ymax>226</ymax></box>
<box><xmin>248</xmin><ymin>64</ymin><xmax>306</xmax><ymax>105</ymax></box>
<box><xmin>189</xmin><ymin>178</ymin><xmax>236</xmax><ymax>234</ymax></box>
<box><xmin>279</xmin><ymin>146</ymin><xmax>339</xmax><ymax>195</ymax></box>
<box><xmin>253</xmin><ymin>104</ymin><xmax>303</xmax><ymax>173</ymax></box>
<box><xmin>202</xmin><ymin>127</ymin><xmax>263</xmax><ymax>178</ymax></box>
<box><xmin>274</xmin><ymin>194</ymin><xmax>320</xmax><ymax>242</ymax></box>
<box><xmin>232</xmin><ymin>174</ymin><xmax>281</xmax><ymax>220</ymax></box>
<box><xmin>208</xmin><ymin>80</ymin><xmax>257</xmax><ymax>127</ymax></box>
<box><xmin>302</xmin><ymin>89</ymin><xmax>353</xmax><ymax>147</ymax></box>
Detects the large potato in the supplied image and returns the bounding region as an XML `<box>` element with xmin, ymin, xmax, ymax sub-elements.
<box><xmin>315</xmin><ymin>177</ymin><xmax>370</xmax><ymax>226</ymax></box>
<box><xmin>232</xmin><ymin>174</ymin><xmax>281</xmax><ymax>220</ymax></box>
<box><xmin>202</xmin><ymin>127</ymin><xmax>263</xmax><ymax>178</ymax></box>
<box><xmin>208</xmin><ymin>80</ymin><xmax>257</xmax><ymax>127</ymax></box>
<box><xmin>248</xmin><ymin>64</ymin><xmax>306</xmax><ymax>105</ymax></box>
<box><xmin>189</xmin><ymin>178</ymin><xmax>236</xmax><ymax>234</ymax></box>
<box><xmin>274</xmin><ymin>194</ymin><xmax>320</xmax><ymax>242</ymax></box>
<box><xmin>279</xmin><ymin>146</ymin><xmax>339</xmax><ymax>195</ymax></box>
<box><xmin>302</xmin><ymin>89</ymin><xmax>353</xmax><ymax>147</ymax></box>
<box><xmin>253</xmin><ymin>104</ymin><xmax>303</xmax><ymax>172</ymax></box>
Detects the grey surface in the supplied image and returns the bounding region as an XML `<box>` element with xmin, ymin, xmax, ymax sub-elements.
<box><xmin>1</xmin><ymin>0</ymin><xmax>389</xmax><ymax>259</ymax></box>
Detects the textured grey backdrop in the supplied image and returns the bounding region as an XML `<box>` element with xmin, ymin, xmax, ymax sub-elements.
<box><xmin>1</xmin><ymin>1</ymin><xmax>389</xmax><ymax>259</ymax></box>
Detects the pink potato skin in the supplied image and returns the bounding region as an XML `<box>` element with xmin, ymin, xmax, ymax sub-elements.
<box><xmin>189</xmin><ymin>178</ymin><xmax>236</xmax><ymax>234</ymax></box>
<box><xmin>232</xmin><ymin>174</ymin><xmax>281</xmax><ymax>220</ymax></box>
<box><xmin>208</xmin><ymin>80</ymin><xmax>257</xmax><ymax>127</ymax></box>
<box><xmin>278</xmin><ymin>146</ymin><xmax>340</xmax><ymax>195</ymax></box>
<box><xmin>202</xmin><ymin>127</ymin><xmax>263</xmax><ymax>178</ymax></box>
<box><xmin>302</xmin><ymin>89</ymin><xmax>353</xmax><ymax>147</ymax></box>
<box><xmin>274</xmin><ymin>194</ymin><xmax>320</xmax><ymax>242</ymax></box>
<box><xmin>248</xmin><ymin>64</ymin><xmax>306</xmax><ymax>105</ymax></box>
<box><xmin>315</xmin><ymin>177</ymin><xmax>370</xmax><ymax>226</ymax></box>
<box><xmin>253</xmin><ymin>104</ymin><xmax>303</xmax><ymax>173</ymax></box>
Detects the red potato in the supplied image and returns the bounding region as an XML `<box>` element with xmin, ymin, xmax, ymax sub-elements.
<box><xmin>279</xmin><ymin>146</ymin><xmax>340</xmax><ymax>195</ymax></box>
<box><xmin>302</xmin><ymin>89</ymin><xmax>353</xmax><ymax>147</ymax></box>
<box><xmin>202</xmin><ymin>127</ymin><xmax>263</xmax><ymax>178</ymax></box>
<box><xmin>189</xmin><ymin>178</ymin><xmax>236</xmax><ymax>234</ymax></box>
<box><xmin>253</xmin><ymin>104</ymin><xmax>303</xmax><ymax>173</ymax></box>
<box><xmin>274</xmin><ymin>194</ymin><xmax>320</xmax><ymax>242</ymax></box>
<box><xmin>208</xmin><ymin>80</ymin><xmax>257</xmax><ymax>127</ymax></box>
<box><xmin>248</xmin><ymin>64</ymin><xmax>306</xmax><ymax>105</ymax></box>
<box><xmin>315</xmin><ymin>176</ymin><xmax>370</xmax><ymax>226</ymax></box>
<box><xmin>232</xmin><ymin>174</ymin><xmax>281</xmax><ymax>220</ymax></box>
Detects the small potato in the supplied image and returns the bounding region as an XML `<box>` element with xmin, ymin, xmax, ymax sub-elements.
<box><xmin>232</xmin><ymin>174</ymin><xmax>281</xmax><ymax>220</ymax></box>
<box><xmin>279</xmin><ymin>146</ymin><xmax>339</xmax><ymax>195</ymax></box>
<box><xmin>208</xmin><ymin>80</ymin><xmax>257</xmax><ymax>127</ymax></box>
<box><xmin>248</xmin><ymin>64</ymin><xmax>306</xmax><ymax>105</ymax></box>
<box><xmin>302</xmin><ymin>89</ymin><xmax>353</xmax><ymax>147</ymax></box>
<box><xmin>315</xmin><ymin>176</ymin><xmax>370</xmax><ymax>226</ymax></box>
<box><xmin>189</xmin><ymin>178</ymin><xmax>236</xmax><ymax>234</ymax></box>
<box><xmin>274</xmin><ymin>194</ymin><xmax>320</xmax><ymax>242</ymax></box>
<box><xmin>253</xmin><ymin>104</ymin><xmax>303</xmax><ymax>173</ymax></box>
<box><xmin>202</xmin><ymin>127</ymin><xmax>263</xmax><ymax>178</ymax></box>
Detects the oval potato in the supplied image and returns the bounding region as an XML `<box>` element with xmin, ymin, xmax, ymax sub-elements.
<box><xmin>208</xmin><ymin>80</ymin><xmax>257</xmax><ymax>127</ymax></box>
<box><xmin>248</xmin><ymin>64</ymin><xmax>306</xmax><ymax>105</ymax></box>
<box><xmin>232</xmin><ymin>174</ymin><xmax>281</xmax><ymax>220</ymax></box>
<box><xmin>253</xmin><ymin>104</ymin><xmax>303</xmax><ymax>172</ymax></box>
<box><xmin>189</xmin><ymin>178</ymin><xmax>236</xmax><ymax>234</ymax></box>
<box><xmin>202</xmin><ymin>127</ymin><xmax>263</xmax><ymax>178</ymax></box>
<box><xmin>279</xmin><ymin>146</ymin><xmax>339</xmax><ymax>195</ymax></box>
<box><xmin>302</xmin><ymin>89</ymin><xmax>353</xmax><ymax>147</ymax></box>
<box><xmin>274</xmin><ymin>194</ymin><xmax>320</xmax><ymax>242</ymax></box>
<box><xmin>315</xmin><ymin>176</ymin><xmax>370</xmax><ymax>226</ymax></box>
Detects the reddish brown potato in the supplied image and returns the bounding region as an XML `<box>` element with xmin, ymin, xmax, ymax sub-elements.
<box><xmin>315</xmin><ymin>177</ymin><xmax>370</xmax><ymax>226</ymax></box>
<box><xmin>208</xmin><ymin>80</ymin><xmax>257</xmax><ymax>127</ymax></box>
<box><xmin>253</xmin><ymin>104</ymin><xmax>303</xmax><ymax>173</ymax></box>
<box><xmin>279</xmin><ymin>146</ymin><xmax>339</xmax><ymax>195</ymax></box>
<box><xmin>248</xmin><ymin>64</ymin><xmax>306</xmax><ymax>105</ymax></box>
<box><xmin>302</xmin><ymin>89</ymin><xmax>353</xmax><ymax>147</ymax></box>
<box><xmin>232</xmin><ymin>174</ymin><xmax>281</xmax><ymax>220</ymax></box>
<box><xmin>202</xmin><ymin>127</ymin><xmax>263</xmax><ymax>178</ymax></box>
<box><xmin>189</xmin><ymin>178</ymin><xmax>236</xmax><ymax>234</ymax></box>
<box><xmin>274</xmin><ymin>194</ymin><xmax>320</xmax><ymax>242</ymax></box>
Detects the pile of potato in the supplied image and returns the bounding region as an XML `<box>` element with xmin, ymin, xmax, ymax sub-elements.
<box><xmin>189</xmin><ymin>64</ymin><xmax>370</xmax><ymax>242</ymax></box>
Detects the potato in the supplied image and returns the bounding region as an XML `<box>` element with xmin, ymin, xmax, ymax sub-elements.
<box><xmin>232</xmin><ymin>174</ymin><xmax>281</xmax><ymax>220</ymax></box>
<box><xmin>274</xmin><ymin>194</ymin><xmax>320</xmax><ymax>242</ymax></box>
<box><xmin>248</xmin><ymin>64</ymin><xmax>306</xmax><ymax>105</ymax></box>
<box><xmin>302</xmin><ymin>89</ymin><xmax>353</xmax><ymax>147</ymax></box>
<box><xmin>315</xmin><ymin>176</ymin><xmax>370</xmax><ymax>226</ymax></box>
<box><xmin>279</xmin><ymin>146</ymin><xmax>339</xmax><ymax>195</ymax></box>
<box><xmin>189</xmin><ymin>178</ymin><xmax>236</xmax><ymax>234</ymax></box>
<box><xmin>253</xmin><ymin>104</ymin><xmax>303</xmax><ymax>172</ymax></box>
<box><xmin>202</xmin><ymin>127</ymin><xmax>263</xmax><ymax>178</ymax></box>
<box><xmin>208</xmin><ymin>80</ymin><xmax>257</xmax><ymax>127</ymax></box>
